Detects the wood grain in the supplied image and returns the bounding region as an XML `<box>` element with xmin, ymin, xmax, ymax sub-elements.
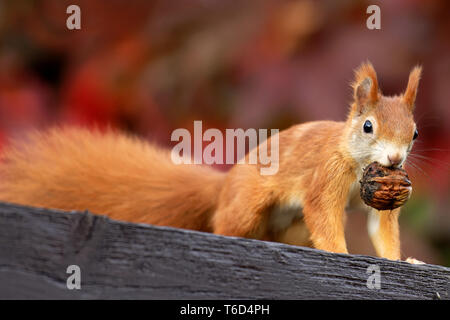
<box><xmin>0</xmin><ymin>202</ymin><xmax>448</xmax><ymax>299</ymax></box>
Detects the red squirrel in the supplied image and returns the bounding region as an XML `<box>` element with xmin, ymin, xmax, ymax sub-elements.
<box><xmin>0</xmin><ymin>62</ymin><xmax>424</xmax><ymax>263</ymax></box>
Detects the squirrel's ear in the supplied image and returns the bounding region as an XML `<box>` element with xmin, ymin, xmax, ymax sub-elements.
<box><xmin>403</xmin><ymin>66</ymin><xmax>422</xmax><ymax>111</ymax></box>
<box><xmin>352</xmin><ymin>62</ymin><xmax>379</xmax><ymax>113</ymax></box>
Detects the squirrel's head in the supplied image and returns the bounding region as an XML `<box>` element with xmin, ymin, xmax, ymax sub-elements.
<box><xmin>347</xmin><ymin>61</ymin><xmax>421</xmax><ymax>169</ymax></box>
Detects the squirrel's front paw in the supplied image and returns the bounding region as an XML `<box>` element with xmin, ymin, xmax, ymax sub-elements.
<box><xmin>406</xmin><ymin>257</ymin><xmax>426</xmax><ymax>265</ymax></box>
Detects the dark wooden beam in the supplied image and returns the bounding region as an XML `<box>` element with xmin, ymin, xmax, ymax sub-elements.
<box><xmin>0</xmin><ymin>202</ymin><xmax>448</xmax><ymax>299</ymax></box>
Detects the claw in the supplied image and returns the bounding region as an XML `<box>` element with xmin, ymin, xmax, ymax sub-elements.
<box><xmin>406</xmin><ymin>257</ymin><xmax>426</xmax><ymax>264</ymax></box>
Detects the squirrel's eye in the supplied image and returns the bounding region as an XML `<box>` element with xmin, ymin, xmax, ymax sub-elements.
<box><xmin>363</xmin><ymin>120</ymin><xmax>373</xmax><ymax>134</ymax></box>
<box><xmin>413</xmin><ymin>129</ymin><xmax>418</xmax><ymax>140</ymax></box>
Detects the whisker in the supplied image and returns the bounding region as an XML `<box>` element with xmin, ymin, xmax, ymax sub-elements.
<box><xmin>411</xmin><ymin>148</ymin><xmax>450</xmax><ymax>153</ymax></box>
<box><xmin>408</xmin><ymin>154</ymin><xmax>450</xmax><ymax>168</ymax></box>
<box><xmin>405</xmin><ymin>158</ymin><xmax>430</xmax><ymax>180</ymax></box>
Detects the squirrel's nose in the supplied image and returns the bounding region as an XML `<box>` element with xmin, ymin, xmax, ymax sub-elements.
<box><xmin>387</xmin><ymin>154</ymin><xmax>403</xmax><ymax>167</ymax></box>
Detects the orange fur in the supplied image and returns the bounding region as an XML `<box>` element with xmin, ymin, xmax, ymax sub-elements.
<box><xmin>0</xmin><ymin>128</ymin><xmax>225</xmax><ymax>231</ymax></box>
<box><xmin>403</xmin><ymin>66</ymin><xmax>422</xmax><ymax>110</ymax></box>
<box><xmin>0</xmin><ymin>62</ymin><xmax>422</xmax><ymax>261</ymax></box>
<box><xmin>352</xmin><ymin>61</ymin><xmax>379</xmax><ymax>106</ymax></box>
<box><xmin>368</xmin><ymin>209</ymin><xmax>401</xmax><ymax>260</ymax></box>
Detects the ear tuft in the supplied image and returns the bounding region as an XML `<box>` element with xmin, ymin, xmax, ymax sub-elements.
<box><xmin>351</xmin><ymin>61</ymin><xmax>379</xmax><ymax>111</ymax></box>
<box><xmin>403</xmin><ymin>65</ymin><xmax>422</xmax><ymax>111</ymax></box>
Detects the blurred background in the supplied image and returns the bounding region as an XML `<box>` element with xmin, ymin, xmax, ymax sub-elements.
<box><xmin>0</xmin><ymin>0</ymin><xmax>448</xmax><ymax>266</ymax></box>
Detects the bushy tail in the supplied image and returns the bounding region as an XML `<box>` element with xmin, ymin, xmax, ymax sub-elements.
<box><xmin>0</xmin><ymin>127</ymin><xmax>226</xmax><ymax>231</ymax></box>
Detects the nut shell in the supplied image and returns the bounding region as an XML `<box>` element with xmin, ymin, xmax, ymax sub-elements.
<box><xmin>359</xmin><ymin>162</ymin><xmax>412</xmax><ymax>211</ymax></box>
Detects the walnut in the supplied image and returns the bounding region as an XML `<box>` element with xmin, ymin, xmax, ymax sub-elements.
<box><xmin>359</xmin><ymin>162</ymin><xmax>412</xmax><ymax>211</ymax></box>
